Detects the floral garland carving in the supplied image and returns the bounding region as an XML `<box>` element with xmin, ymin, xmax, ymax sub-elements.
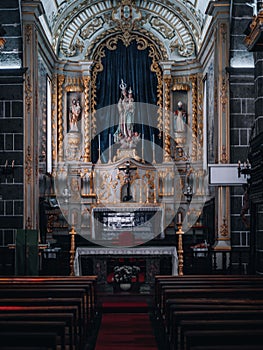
<box><xmin>25</xmin><ymin>145</ymin><xmax>32</xmax><ymax>184</ymax></box>
<box><xmin>51</xmin><ymin>74</ymin><xmax>57</xmax><ymax>162</ymax></box>
<box><xmin>83</xmin><ymin>76</ymin><xmax>91</xmax><ymax>162</ymax></box>
<box><xmin>190</xmin><ymin>75</ymin><xmax>198</xmax><ymax>161</ymax></box>
<box><xmin>163</xmin><ymin>75</ymin><xmax>171</xmax><ymax>162</ymax></box>
<box><xmin>57</xmin><ymin>75</ymin><xmax>65</xmax><ymax>162</ymax></box>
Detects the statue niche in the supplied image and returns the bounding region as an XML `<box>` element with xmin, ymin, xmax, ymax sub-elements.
<box><xmin>65</xmin><ymin>92</ymin><xmax>83</xmax><ymax>161</ymax></box>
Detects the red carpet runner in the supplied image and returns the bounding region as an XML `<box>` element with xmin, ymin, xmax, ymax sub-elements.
<box><xmin>95</xmin><ymin>301</ymin><xmax>159</xmax><ymax>350</ymax></box>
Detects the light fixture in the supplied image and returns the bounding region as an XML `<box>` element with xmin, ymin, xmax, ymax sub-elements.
<box><xmin>237</xmin><ymin>159</ymin><xmax>251</xmax><ymax>179</ymax></box>
<box><xmin>0</xmin><ymin>37</ymin><xmax>6</xmax><ymax>50</ymax></box>
<box><xmin>184</xmin><ymin>157</ymin><xmax>193</xmax><ymax>203</ymax></box>
<box><xmin>0</xmin><ymin>25</ymin><xmax>6</xmax><ymax>51</ymax></box>
<box><xmin>184</xmin><ymin>181</ymin><xmax>193</xmax><ymax>203</ymax></box>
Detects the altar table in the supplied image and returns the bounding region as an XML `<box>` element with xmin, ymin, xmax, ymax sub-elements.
<box><xmin>74</xmin><ymin>246</ymin><xmax>178</xmax><ymax>276</ymax></box>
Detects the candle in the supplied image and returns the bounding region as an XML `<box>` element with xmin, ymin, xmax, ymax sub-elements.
<box><xmin>109</xmin><ymin>134</ymin><xmax>111</xmax><ymax>162</ymax></box>
<box><xmin>177</xmin><ymin>212</ymin><xmax>182</xmax><ymax>224</ymax></box>
<box><xmin>142</xmin><ymin>133</ymin><xmax>144</xmax><ymax>159</ymax></box>
<box><xmin>71</xmin><ymin>212</ymin><xmax>75</xmax><ymax>225</ymax></box>
<box><xmin>11</xmin><ymin>160</ymin><xmax>14</xmax><ymax>168</ymax></box>
<box><xmin>98</xmin><ymin>134</ymin><xmax>101</xmax><ymax>150</ymax></box>
<box><xmin>153</xmin><ymin>134</ymin><xmax>155</xmax><ymax>151</ymax></box>
<box><xmin>5</xmin><ymin>160</ymin><xmax>8</xmax><ymax>168</ymax></box>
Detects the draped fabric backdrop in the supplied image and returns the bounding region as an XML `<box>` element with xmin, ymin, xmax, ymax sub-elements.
<box><xmin>91</xmin><ymin>40</ymin><xmax>161</xmax><ymax>163</ymax></box>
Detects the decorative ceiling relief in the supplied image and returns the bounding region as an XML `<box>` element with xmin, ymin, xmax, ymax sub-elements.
<box><xmin>47</xmin><ymin>0</ymin><xmax>204</xmax><ymax>62</ymax></box>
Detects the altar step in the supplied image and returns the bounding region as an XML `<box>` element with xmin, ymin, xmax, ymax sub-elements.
<box><xmin>98</xmin><ymin>294</ymin><xmax>153</xmax><ymax>313</ymax></box>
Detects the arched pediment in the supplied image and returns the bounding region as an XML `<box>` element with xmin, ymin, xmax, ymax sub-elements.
<box><xmin>46</xmin><ymin>0</ymin><xmax>204</xmax><ymax>62</ymax></box>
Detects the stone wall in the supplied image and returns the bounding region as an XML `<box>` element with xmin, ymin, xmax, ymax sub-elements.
<box><xmin>229</xmin><ymin>0</ymin><xmax>255</xmax><ymax>269</ymax></box>
<box><xmin>0</xmin><ymin>0</ymin><xmax>23</xmax><ymax>246</ymax></box>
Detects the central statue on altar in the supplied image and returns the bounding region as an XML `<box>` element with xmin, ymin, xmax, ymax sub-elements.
<box><xmin>113</xmin><ymin>80</ymin><xmax>141</xmax><ymax>160</ymax></box>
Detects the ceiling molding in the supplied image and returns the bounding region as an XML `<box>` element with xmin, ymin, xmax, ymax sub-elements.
<box><xmin>40</xmin><ymin>0</ymin><xmax>206</xmax><ymax>62</ymax></box>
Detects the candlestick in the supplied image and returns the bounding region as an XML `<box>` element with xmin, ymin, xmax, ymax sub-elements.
<box><xmin>69</xmin><ymin>226</ymin><xmax>76</xmax><ymax>276</ymax></box>
<box><xmin>176</xmin><ymin>223</ymin><xmax>184</xmax><ymax>276</ymax></box>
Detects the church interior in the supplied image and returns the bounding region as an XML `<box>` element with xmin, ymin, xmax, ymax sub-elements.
<box><xmin>1</xmin><ymin>0</ymin><xmax>263</xmax><ymax>349</ymax></box>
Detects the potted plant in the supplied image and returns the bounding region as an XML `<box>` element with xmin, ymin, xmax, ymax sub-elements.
<box><xmin>113</xmin><ymin>265</ymin><xmax>140</xmax><ymax>291</ymax></box>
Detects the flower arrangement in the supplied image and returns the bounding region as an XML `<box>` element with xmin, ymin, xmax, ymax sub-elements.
<box><xmin>113</xmin><ymin>265</ymin><xmax>140</xmax><ymax>284</ymax></box>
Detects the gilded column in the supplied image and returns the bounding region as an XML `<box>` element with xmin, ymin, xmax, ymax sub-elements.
<box><xmin>190</xmin><ymin>75</ymin><xmax>198</xmax><ymax>162</ymax></box>
<box><xmin>57</xmin><ymin>75</ymin><xmax>65</xmax><ymax>162</ymax></box>
<box><xmin>22</xmin><ymin>1</ymin><xmax>44</xmax><ymax>231</ymax></box>
<box><xmin>83</xmin><ymin>76</ymin><xmax>91</xmax><ymax>162</ymax></box>
<box><xmin>51</xmin><ymin>74</ymin><xmax>58</xmax><ymax>163</ymax></box>
<box><xmin>81</xmin><ymin>61</ymin><xmax>93</xmax><ymax>163</ymax></box>
<box><xmin>207</xmin><ymin>1</ymin><xmax>231</xmax><ymax>254</ymax></box>
<box><xmin>160</xmin><ymin>62</ymin><xmax>173</xmax><ymax>163</ymax></box>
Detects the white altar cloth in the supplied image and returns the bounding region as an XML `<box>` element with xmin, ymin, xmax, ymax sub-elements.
<box><xmin>74</xmin><ymin>246</ymin><xmax>178</xmax><ymax>276</ymax></box>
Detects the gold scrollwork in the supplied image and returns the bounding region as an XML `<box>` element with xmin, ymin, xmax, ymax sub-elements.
<box><xmin>25</xmin><ymin>145</ymin><xmax>32</xmax><ymax>184</ymax></box>
<box><xmin>220</xmin><ymin>77</ymin><xmax>228</xmax><ymax>114</ymax></box>
<box><xmin>220</xmin><ymin>217</ymin><xmax>229</xmax><ymax>238</ymax></box>
<box><xmin>190</xmin><ymin>75</ymin><xmax>198</xmax><ymax>161</ymax></box>
<box><xmin>83</xmin><ymin>76</ymin><xmax>91</xmax><ymax>162</ymax></box>
<box><xmin>90</xmin><ymin>32</ymin><xmax>164</xmax><ymax>136</ymax></box>
<box><xmin>57</xmin><ymin>75</ymin><xmax>65</xmax><ymax>162</ymax></box>
<box><xmin>65</xmin><ymin>77</ymin><xmax>83</xmax><ymax>92</ymax></box>
<box><xmin>25</xmin><ymin>75</ymin><xmax>32</xmax><ymax>113</ymax></box>
<box><xmin>197</xmin><ymin>74</ymin><xmax>203</xmax><ymax>161</ymax></box>
<box><xmin>25</xmin><ymin>24</ymin><xmax>32</xmax><ymax>44</ymax></box>
<box><xmin>51</xmin><ymin>74</ymin><xmax>57</xmax><ymax>162</ymax></box>
<box><xmin>163</xmin><ymin>75</ymin><xmax>172</xmax><ymax>162</ymax></box>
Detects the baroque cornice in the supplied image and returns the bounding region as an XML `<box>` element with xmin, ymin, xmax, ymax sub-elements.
<box><xmin>51</xmin><ymin>0</ymin><xmax>202</xmax><ymax>61</ymax></box>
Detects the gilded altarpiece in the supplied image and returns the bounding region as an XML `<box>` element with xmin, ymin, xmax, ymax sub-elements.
<box><xmin>46</xmin><ymin>8</ymin><xmax>206</xmax><ymax>246</ymax></box>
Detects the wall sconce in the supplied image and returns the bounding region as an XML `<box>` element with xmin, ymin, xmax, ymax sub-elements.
<box><xmin>184</xmin><ymin>158</ymin><xmax>193</xmax><ymax>203</ymax></box>
<box><xmin>184</xmin><ymin>181</ymin><xmax>193</xmax><ymax>203</ymax></box>
<box><xmin>2</xmin><ymin>160</ymin><xmax>15</xmax><ymax>179</ymax></box>
<box><xmin>62</xmin><ymin>188</ymin><xmax>71</xmax><ymax>203</ymax></box>
<box><xmin>237</xmin><ymin>159</ymin><xmax>251</xmax><ymax>179</ymax></box>
<box><xmin>0</xmin><ymin>37</ymin><xmax>6</xmax><ymax>50</ymax></box>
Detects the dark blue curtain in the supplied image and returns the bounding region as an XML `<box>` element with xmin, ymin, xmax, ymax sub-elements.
<box><xmin>91</xmin><ymin>40</ymin><xmax>161</xmax><ymax>163</ymax></box>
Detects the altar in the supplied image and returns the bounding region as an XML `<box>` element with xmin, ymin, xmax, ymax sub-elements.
<box><xmin>74</xmin><ymin>246</ymin><xmax>178</xmax><ymax>292</ymax></box>
<box><xmin>91</xmin><ymin>205</ymin><xmax>164</xmax><ymax>242</ymax></box>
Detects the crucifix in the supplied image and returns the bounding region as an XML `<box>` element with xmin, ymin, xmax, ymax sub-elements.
<box><xmin>118</xmin><ymin>161</ymin><xmax>137</xmax><ymax>202</ymax></box>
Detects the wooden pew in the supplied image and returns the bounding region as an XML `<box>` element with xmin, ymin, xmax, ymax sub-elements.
<box><xmin>0</xmin><ymin>320</ymin><xmax>67</xmax><ymax>349</ymax></box>
<box><xmin>0</xmin><ymin>276</ymin><xmax>98</xmax><ymax>349</ymax></box>
<box><xmin>184</xmin><ymin>329</ymin><xmax>263</xmax><ymax>350</ymax></box>
<box><xmin>0</xmin><ymin>276</ymin><xmax>98</xmax><ymax>327</ymax></box>
<box><xmin>0</xmin><ymin>299</ymin><xmax>83</xmax><ymax>349</ymax></box>
<box><xmin>180</xmin><ymin>319</ymin><xmax>263</xmax><ymax>350</ymax></box>
<box><xmin>155</xmin><ymin>275</ymin><xmax>263</xmax><ymax>315</ymax></box>
<box><xmin>169</xmin><ymin>306</ymin><xmax>263</xmax><ymax>350</ymax></box>
<box><xmin>0</xmin><ymin>312</ymin><xmax>76</xmax><ymax>350</ymax></box>
<box><xmin>0</xmin><ymin>331</ymin><xmax>58</xmax><ymax>349</ymax></box>
<box><xmin>154</xmin><ymin>275</ymin><xmax>263</xmax><ymax>350</ymax></box>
